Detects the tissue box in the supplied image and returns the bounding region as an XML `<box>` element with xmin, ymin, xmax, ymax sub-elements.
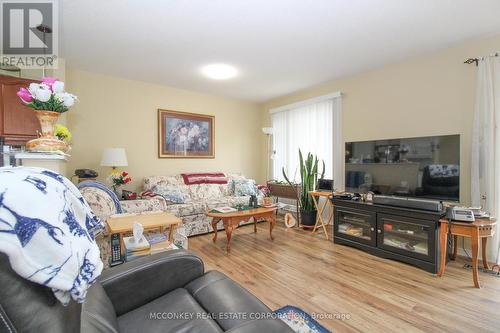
<box><xmin>123</xmin><ymin>235</ymin><xmax>150</xmax><ymax>251</ymax></box>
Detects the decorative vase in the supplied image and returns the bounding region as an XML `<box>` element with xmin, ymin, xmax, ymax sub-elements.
<box><xmin>26</xmin><ymin>110</ymin><xmax>68</xmax><ymax>152</ymax></box>
<box><xmin>113</xmin><ymin>186</ymin><xmax>123</xmax><ymax>200</ymax></box>
<box><xmin>35</xmin><ymin>110</ymin><xmax>59</xmax><ymax>137</ymax></box>
<box><xmin>262</xmin><ymin>197</ymin><xmax>273</xmax><ymax>206</ymax></box>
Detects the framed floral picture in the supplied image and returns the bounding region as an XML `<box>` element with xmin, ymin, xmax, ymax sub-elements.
<box><xmin>158</xmin><ymin>109</ymin><xmax>215</xmax><ymax>158</ymax></box>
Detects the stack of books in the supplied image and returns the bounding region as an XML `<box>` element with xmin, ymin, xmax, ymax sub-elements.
<box><xmin>145</xmin><ymin>233</ymin><xmax>178</xmax><ymax>254</ymax></box>
<box><xmin>124</xmin><ymin>235</ymin><xmax>150</xmax><ymax>262</ymax></box>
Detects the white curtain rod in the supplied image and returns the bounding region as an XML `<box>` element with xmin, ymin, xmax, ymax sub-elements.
<box><xmin>269</xmin><ymin>91</ymin><xmax>342</xmax><ymax>114</ymax></box>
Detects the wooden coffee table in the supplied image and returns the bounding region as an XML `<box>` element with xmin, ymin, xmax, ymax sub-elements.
<box><xmin>207</xmin><ymin>206</ymin><xmax>278</xmax><ymax>252</ymax></box>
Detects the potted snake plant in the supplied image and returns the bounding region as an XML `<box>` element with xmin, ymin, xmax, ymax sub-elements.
<box><xmin>282</xmin><ymin>150</ymin><xmax>325</xmax><ymax>226</ymax></box>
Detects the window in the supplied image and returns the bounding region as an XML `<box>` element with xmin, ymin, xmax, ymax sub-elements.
<box><xmin>270</xmin><ymin>92</ymin><xmax>343</xmax><ymax>189</ymax></box>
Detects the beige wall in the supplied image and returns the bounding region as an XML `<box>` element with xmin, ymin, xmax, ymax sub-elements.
<box><xmin>261</xmin><ymin>33</ymin><xmax>500</xmax><ymax>205</ymax></box>
<box><xmin>66</xmin><ymin>69</ymin><xmax>264</xmax><ymax>192</ymax></box>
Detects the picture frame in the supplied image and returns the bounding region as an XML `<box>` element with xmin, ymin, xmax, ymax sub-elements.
<box><xmin>158</xmin><ymin>109</ymin><xmax>215</xmax><ymax>158</ymax></box>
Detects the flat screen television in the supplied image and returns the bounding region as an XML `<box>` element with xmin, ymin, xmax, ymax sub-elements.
<box><xmin>345</xmin><ymin>134</ymin><xmax>460</xmax><ymax>201</ymax></box>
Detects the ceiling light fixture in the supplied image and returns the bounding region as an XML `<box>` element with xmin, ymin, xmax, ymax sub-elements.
<box><xmin>201</xmin><ymin>63</ymin><xmax>238</xmax><ymax>80</ymax></box>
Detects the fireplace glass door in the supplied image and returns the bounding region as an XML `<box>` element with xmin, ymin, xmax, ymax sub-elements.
<box><xmin>377</xmin><ymin>213</ymin><xmax>435</xmax><ymax>262</ymax></box>
<box><xmin>334</xmin><ymin>208</ymin><xmax>376</xmax><ymax>246</ymax></box>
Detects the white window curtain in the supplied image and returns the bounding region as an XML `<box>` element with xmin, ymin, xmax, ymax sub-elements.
<box><xmin>271</xmin><ymin>93</ymin><xmax>343</xmax><ymax>189</ymax></box>
<box><xmin>471</xmin><ymin>55</ymin><xmax>500</xmax><ymax>264</ymax></box>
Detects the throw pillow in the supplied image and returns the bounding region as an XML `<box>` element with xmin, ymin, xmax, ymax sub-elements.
<box><xmin>233</xmin><ymin>179</ymin><xmax>257</xmax><ymax>196</ymax></box>
<box><xmin>152</xmin><ymin>185</ymin><xmax>185</xmax><ymax>204</ymax></box>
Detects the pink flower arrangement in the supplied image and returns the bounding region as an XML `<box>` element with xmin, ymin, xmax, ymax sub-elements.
<box><xmin>16</xmin><ymin>77</ymin><xmax>77</xmax><ymax>113</ymax></box>
<box><xmin>41</xmin><ymin>76</ymin><xmax>57</xmax><ymax>87</ymax></box>
<box><xmin>258</xmin><ymin>184</ymin><xmax>271</xmax><ymax>197</ymax></box>
<box><xmin>109</xmin><ymin>171</ymin><xmax>132</xmax><ymax>187</ymax></box>
<box><xmin>17</xmin><ymin>88</ymin><xmax>32</xmax><ymax>103</ymax></box>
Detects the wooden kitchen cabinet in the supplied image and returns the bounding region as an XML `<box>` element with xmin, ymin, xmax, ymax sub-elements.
<box><xmin>0</xmin><ymin>75</ymin><xmax>41</xmax><ymax>145</ymax></box>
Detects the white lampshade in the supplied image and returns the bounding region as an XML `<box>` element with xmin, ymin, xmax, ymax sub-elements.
<box><xmin>262</xmin><ymin>127</ymin><xmax>273</xmax><ymax>135</ymax></box>
<box><xmin>101</xmin><ymin>148</ymin><xmax>128</xmax><ymax>167</ymax></box>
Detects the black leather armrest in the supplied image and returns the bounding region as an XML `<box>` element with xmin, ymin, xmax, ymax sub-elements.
<box><xmin>99</xmin><ymin>250</ymin><xmax>204</xmax><ymax>316</ymax></box>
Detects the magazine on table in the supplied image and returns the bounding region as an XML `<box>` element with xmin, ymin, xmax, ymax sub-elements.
<box><xmin>213</xmin><ymin>206</ymin><xmax>237</xmax><ymax>213</ymax></box>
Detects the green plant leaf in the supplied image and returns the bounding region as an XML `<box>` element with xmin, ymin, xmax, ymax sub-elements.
<box><xmin>286</xmin><ymin>150</ymin><xmax>327</xmax><ymax>212</ymax></box>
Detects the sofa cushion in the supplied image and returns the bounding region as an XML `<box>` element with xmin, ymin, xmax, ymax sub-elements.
<box><xmin>144</xmin><ymin>175</ymin><xmax>181</xmax><ymax>189</ymax></box>
<box><xmin>169</xmin><ymin>202</ymin><xmax>207</xmax><ymax>217</ymax></box>
<box><xmin>120</xmin><ymin>197</ymin><xmax>168</xmax><ymax>214</ymax></box>
<box><xmin>188</xmin><ymin>184</ymin><xmax>225</xmax><ymax>201</ymax></box>
<box><xmin>204</xmin><ymin>198</ymin><xmax>232</xmax><ymax>210</ymax></box>
<box><xmin>185</xmin><ymin>271</ymin><xmax>271</xmax><ymax>331</ymax></box>
<box><xmin>153</xmin><ymin>185</ymin><xmax>187</xmax><ymax>204</ymax></box>
<box><xmin>205</xmin><ymin>197</ymin><xmax>250</xmax><ymax>210</ymax></box>
<box><xmin>117</xmin><ymin>288</ymin><xmax>222</xmax><ymax>333</ymax></box>
<box><xmin>144</xmin><ymin>175</ymin><xmax>192</xmax><ymax>202</ymax></box>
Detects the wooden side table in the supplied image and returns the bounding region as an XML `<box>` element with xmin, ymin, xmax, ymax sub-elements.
<box><xmin>107</xmin><ymin>212</ymin><xmax>182</xmax><ymax>255</ymax></box>
<box><xmin>308</xmin><ymin>191</ymin><xmax>333</xmax><ymax>240</ymax></box>
<box><xmin>438</xmin><ymin>217</ymin><xmax>496</xmax><ymax>288</ymax></box>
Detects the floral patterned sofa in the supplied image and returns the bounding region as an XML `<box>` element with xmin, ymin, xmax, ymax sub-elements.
<box><xmin>78</xmin><ymin>174</ymin><xmax>261</xmax><ymax>268</ymax></box>
<box><xmin>77</xmin><ymin>181</ymin><xmax>188</xmax><ymax>268</ymax></box>
<box><xmin>141</xmin><ymin>173</ymin><xmax>261</xmax><ymax>237</ymax></box>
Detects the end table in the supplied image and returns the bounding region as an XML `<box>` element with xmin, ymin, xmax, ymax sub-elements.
<box><xmin>438</xmin><ymin>217</ymin><xmax>496</xmax><ymax>288</ymax></box>
<box><xmin>106</xmin><ymin>211</ymin><xmax>182</xmax><ymax>256</ymax></box>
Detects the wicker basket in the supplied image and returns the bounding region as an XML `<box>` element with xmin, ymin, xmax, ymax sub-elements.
<box><xmin>266</xmin><ymin>182</ymin><xmax>300</xmax><ymax>199</ymax></box>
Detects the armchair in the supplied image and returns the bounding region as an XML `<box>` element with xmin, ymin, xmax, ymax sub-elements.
<box><xmin>1</xmin><ymin>250</ymin><xmax>293</xmax><ymax>333</ymax></box>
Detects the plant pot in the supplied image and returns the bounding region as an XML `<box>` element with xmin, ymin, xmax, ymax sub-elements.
<box><xmin>300</xmin><ymin>210</ymin><xmax>317</xmax><ymax>227</ymax></box>
<box><xmin>26</xmin><ymin>110</ymin><xmax>68</xmax><ymax>152</ymax></box>
<box><xmin>262</xmin><ymin>197</ymin><xmax>273</xmax><ymax>206</ymax></box>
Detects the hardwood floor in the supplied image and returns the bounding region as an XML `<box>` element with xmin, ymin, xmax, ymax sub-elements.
<box><xmin>188</xmin><ymin>219</ymin><xmax>500</xmax><ymax>333</ymax></box>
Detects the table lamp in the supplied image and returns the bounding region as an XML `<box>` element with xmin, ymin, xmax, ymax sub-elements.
<box><xmin>101</xmin><ymin>148</ymin><xmax>128</xmax><ymax>172</ymax></box>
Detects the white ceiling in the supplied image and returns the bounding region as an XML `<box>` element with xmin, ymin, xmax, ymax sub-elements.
<box><xmin>60</xmin><ymin>0</ymin><xmax>500</xmax><ymax>102</ymax></box>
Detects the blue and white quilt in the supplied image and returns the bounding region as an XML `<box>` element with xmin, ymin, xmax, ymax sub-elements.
<box><xmin>0</xmin><ymin>166</ymin><xmax>105</xmax><ymax>305</ymax></box>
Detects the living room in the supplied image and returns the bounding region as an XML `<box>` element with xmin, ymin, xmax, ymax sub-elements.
<box><xmin>1</xmin><ymin>1</ymin><xmax>500</xmax><ymax>332</ymax></box>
